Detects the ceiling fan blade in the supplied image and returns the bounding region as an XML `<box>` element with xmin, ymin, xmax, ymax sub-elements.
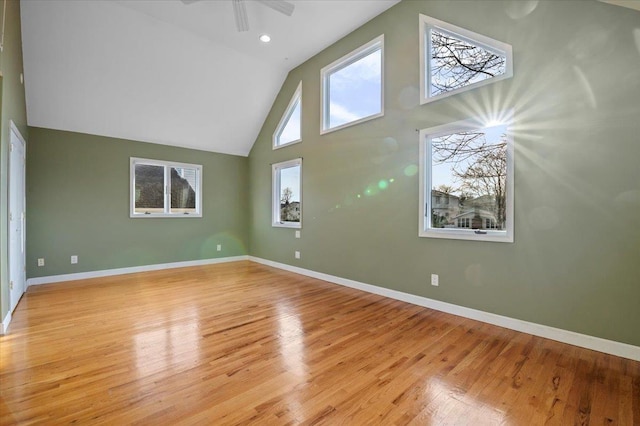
<box><xmin>232</xmin><ymin>0</ymin><xmax>250</xmax><ymax>32</ymax></box>
<box><xmin>257</xmin><ymin>0</ymin><xmax>295</xmax><ymax>16</ymax></box>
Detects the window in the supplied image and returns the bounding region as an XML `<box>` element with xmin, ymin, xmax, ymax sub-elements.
<box><xmin>272</xmin><ymin>158</ymin><xmax>302</xmax><ymax>228</ymax></box>
<box><xmin>130</xmin><ymin>158</ymin><xmax>202</xmax><ymax>218</ymax></box>
<box><xmin>273</xmin><ymin>81</ymin><xmax>302</xmax><ymax>149</ymax></box>
<box><xmin>419</xmin><ymin>15</ymin><xmax>513</xmax><ymax>104</ymax></box>
<box><xmin>458</xmin><ymin>218</ymin><xmax>470</xmax><ymax>228</ymax></box>
<box><xmin>321</xmin><ymin>35</ymin><xmax>384</xmax><ymax>134</ymax></box>
<box><xmin>419</xmin><ymin>116</ymin><xmax>514</xmax><ymax>242</ymax></box>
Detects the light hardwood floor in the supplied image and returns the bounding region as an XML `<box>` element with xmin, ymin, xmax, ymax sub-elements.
<box><xmin>1</xmin><ymin>261</ymin><xmax>638</xmax><ymax>425</ymax></box>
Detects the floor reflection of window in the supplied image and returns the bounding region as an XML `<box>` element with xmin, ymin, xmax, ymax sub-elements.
<box><xmin>276</xmin><ymin>304</ymin><xmax>307</xmax><ymax>378</ymax></box>
<box><xmin>134</xmin><ymin>313</ymin><xmax>200</xmax><ymax>378</ymax></box>
<box><xmin>426</xmin><ymin>378</ymin><xmax>507</xmax><ymax>424</ymax></box>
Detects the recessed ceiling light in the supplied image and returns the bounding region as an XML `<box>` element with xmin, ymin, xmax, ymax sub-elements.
<box><xmin>259</xmin><ymin>34</ymin><xmax>271</xmax><ymax>43</ymax></box>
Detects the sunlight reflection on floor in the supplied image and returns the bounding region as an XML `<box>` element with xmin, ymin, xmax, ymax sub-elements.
<box><xmin>425</xmin><ymin>378</ymin><xmax>509</xmax><ymax>425</ymax></box>
<box><xmin>134</xmin><ymin>307</ymin><xmax>200</xmax><ymax>378</ymax></box>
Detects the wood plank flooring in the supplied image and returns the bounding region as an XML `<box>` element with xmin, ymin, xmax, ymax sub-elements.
<box><xmin>1</xmin><ymin>261</ymin><xmax>638</xmax><ymax>425</ymax></box>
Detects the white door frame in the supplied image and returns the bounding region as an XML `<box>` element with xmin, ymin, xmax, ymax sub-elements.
<box><xmin>8</xmin><ymin>120</ymin><xmax>27</xmax><ymax>314</ymax></box>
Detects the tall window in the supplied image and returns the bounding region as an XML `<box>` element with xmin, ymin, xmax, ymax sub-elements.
<box><xmin>273</xmin><ymin>81</ymin><xmax>302</xmax><ymax>149</ymax></box>
<box><xmin>272</xmin><ymin>158</ymin><xmax>302</xmax><ymax>228</ymax></box>
<box><xmin>130</xmin><ymin>158</ymin><xmax>202</xmax><ymax>218</ymax></box>
<box><xmin>321</xmin><ymin>35</ymin><xmax>384</xmax><ymax>134</ymax></box>
<box><xmin>419</xmin><ymin>15</ymin><xmax>513</xmax><ymax>104</ymax></box>
<box><xmin>419</xmin><ymin>116</ymin><xmax>514</xmax><ymax>242</ymax></box>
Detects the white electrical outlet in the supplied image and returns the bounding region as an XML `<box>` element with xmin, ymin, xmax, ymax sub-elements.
<box><xmin>295</xmin><ymin>251</ymin><xmax>301</xmax><ymax>259</ymax></box>
<box><xmin>38</xmin><ymin>258</ymin><xmax>45</xmax><ymax>267</ymax></box>
<box><xmin>71</xmin><ymin>255</ymin><xmax>78</xmax><ymax>264</ymax></box>
<box><xmin>431</xmin><ymin>274</ymin><xmax>439</xmax><ymax>286</ymax></box>
<box><xmin>295</xmin><ymin>230</ymin><xmax>301</xmax><ymax>239</ymax></box>
<box><xmin>217</xmin><ymin>244</ymin><xmax>222</xmax><ymax>251</ymax></box>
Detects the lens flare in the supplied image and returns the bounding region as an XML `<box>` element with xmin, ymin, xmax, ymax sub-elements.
<box><xmin>404</xmin><ymin>164</ymin><xmax>418</xmax><ymax>176</ymax></box>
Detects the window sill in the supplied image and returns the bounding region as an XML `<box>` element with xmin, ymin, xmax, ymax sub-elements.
<box><xmin>130</xmin><ymin>213</ymin><xmax>202</xmax><ymax>219</ymax></box>
<box><xmin>419</xmin><ymin>229</ymin><xmax>513</xmax><ymax>243</ymax></box>
<box><xmin>272</xmin><ymin>222</ymin><xmax>302</xmax><ymax>229</ymax></box>
<box><xmin>320</xmin><ymin>111</ymin><xmax>384</xmax><ymax>136</ymax></box>
<box><xmin>273</xmin><ymin>138</ymin><xmax>302</xmax><ymax>150</ymax></box>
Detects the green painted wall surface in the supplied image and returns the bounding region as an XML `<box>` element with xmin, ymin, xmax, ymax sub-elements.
<box><xmin>249</xmin><ymin>1</ymin><xmax>640</xmax><ymax>346</ymax></box>
<box><xmin>0</xmin><ymin>0</ymin><xmax>28</xmax><ymax>322</ymax></box>
<box><xmin>27</xmin><ymin>128</ymin><xmax>249</xmax><ymax>278</ymax></box>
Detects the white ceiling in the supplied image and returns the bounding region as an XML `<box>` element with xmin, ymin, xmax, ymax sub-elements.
<box><xmin>20</xmin><ymin>0</ymin><xmax>400</xmax><ymax>156</ymax></box>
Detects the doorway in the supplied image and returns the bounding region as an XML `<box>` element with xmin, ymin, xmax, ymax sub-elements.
<box><xmin>8</xmin><ymin>121</ymin><xmax>26</xmax><ymax>313</ymax></box>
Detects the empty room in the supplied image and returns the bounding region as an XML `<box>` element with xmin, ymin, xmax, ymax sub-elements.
<box><xmin>1</xmin><ymin>0</ymin><xmax>639</xmax><ymax>424</ymax></box>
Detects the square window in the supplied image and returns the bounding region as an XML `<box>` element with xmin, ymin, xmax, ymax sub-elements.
<box><xmin>419</xmin><ymin>115</ymin><xmax>514</xmax><ymax>242</ymax></box>
<box><xmin>131</xmin><ymin>158</ymin><xmax>202</xmax><ymax>218</ymax></box>
<box><xmin>321</xmin><ymin>35</ymin><xmax>384</xmax><ymax>134</ymax></box>
<box><xmin>272</xmin><ymin>158</ymin><xmax>302</xmax><ymax>228</ymax></box>
<box><xmin>419</xmin><ymin>15</ymin><xmax>513</xmax><ymax>104</ymax></box>
<box><xmin>273</xmin><ymin>81</ymin><xmax>302</xmax><ymax>149</ymax></box>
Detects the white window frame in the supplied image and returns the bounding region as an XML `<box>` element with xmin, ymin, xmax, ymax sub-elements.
<box><xmin>419</xmin><ymin>14</ymin><xmax>513</xmax><ymax>105</ymax></box>
<box><xmin>320</xmin><ymin>35</ymin><xmax>384</xmax><ymax>135</ymax></box>
<box><xmin>272</xmin><ymin>158</ymin><xmax>302</xmax><ymax>228</ymax></box>
<box><xmin>418</xmin><ymin>114</ymin><xmax>514</xmax><ymax>242</ymax></box>
<box><xmin>130</xmin><ymin>157</ymin><xmax>202</xmax><ymax>218</ymax></box>
<box><xmin>273</xmin><ymin>81</ymin><xmax>302</xmax><ymax>149</ymax></box>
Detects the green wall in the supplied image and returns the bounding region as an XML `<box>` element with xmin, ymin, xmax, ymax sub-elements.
<box><xmin>1</xmin><ymin>0</ymin><xmax>28</xmax><ymax>322</ymax></box>
<box><xmin>27</xmin><ymin>128</ymin><xmax>249</xmax><ymax>278</ymax></box>
<box><xmin>249</xmin><ymin>0</ymin><xmax>640</xmax><ymax>346</ymax></box>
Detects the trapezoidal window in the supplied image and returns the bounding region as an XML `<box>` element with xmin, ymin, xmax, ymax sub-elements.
<box><xmin>273</xmin><ymin>81</ymin><xmax>302</xmax><ymax>149</ymax></box>
<box><xmin>419</xmin><ymin>14</ymin><xmax>513</xmax><ymax>104</ymax></box>
<box><xmin>321</xmin><ymin>35</ymin><xmax>384</xmax><ymax>134</ymax></box>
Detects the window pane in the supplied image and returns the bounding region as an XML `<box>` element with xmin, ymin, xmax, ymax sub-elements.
<box><xmin>329</xmin><ymin>48</ymin><xmax>381</xmax><ymax>129</ymax></box>
<box><xmin>134</xmin><ymin>164</ymin><xmax>165</xmax><ymax>214</ymax></box>
<box><xmin>279</xmin><ymin>164</ymin><xmax>301</xmax><ymax>223</ymax></box>
<box><xmin>278</xmin><ymin>99</ymin><xmax>301</xmax><ymax>145</ymax></box>
<box><xmin>170</xmin><ymin>167</ymin><xmax>197</xmax><ymax>214</ymax></box>
<box><xmin>430</xmin><ymin>124</ymin><xmax>508</xmax><ymax>231</ymax></box>
<box><xmin>430</xmin><ymin>28</ymin><xmax>506</xmax><ymax>97</ymax></box>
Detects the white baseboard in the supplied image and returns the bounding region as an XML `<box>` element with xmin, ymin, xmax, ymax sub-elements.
<box><xmin>26</xmin><ymin>256</ymin><xmax>249</xmax><ymax>287</ymax></box>
<box><xmin>248</xmin><ymin>256</ymin><xmax>640</xmax><ymax>362</ymax></box>
<box><xmin>1</xmin><ymin>310</ymin><xmax>11</xmax><ymax>335</ymax></box>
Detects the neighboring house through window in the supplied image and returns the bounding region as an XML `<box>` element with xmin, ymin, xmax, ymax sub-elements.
<box><xmin>272</xmin><ymin>158</ymin><xmax>302</xmax><ymax>228</ymax></box>
<box><xmin>419</xmin><ymin>115</ymin><xmax>514</xmax><ymax>242</ymax></box>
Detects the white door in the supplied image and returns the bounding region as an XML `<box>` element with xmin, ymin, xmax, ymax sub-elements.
<box><xmin>8</xmin><ymin>122</ymin><xmax>26</xmax><ymax>313</ymax></box>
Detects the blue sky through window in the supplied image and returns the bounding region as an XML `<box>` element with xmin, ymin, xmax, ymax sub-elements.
<box><xmin>279</xmin><ymin>100</ymin><xmax>301</xmax><ymax>145</ymax></box>
<box><xmin>280</xmin><ymin>164</ymin><xmax>300</xmax><ymax>202</ymax></box>
<box><xmin>328</xmin><ymin>48</ymin><xmax>382</xmax><ymax>129</ymax></box>
<box><xmin>431</xmin><ymin>123</ymin><xmax>507</xmax><ymax>193</ymax></box>
<box><xmin>430</xmin><ymin>28</ymin><xmax>506</xmax><ymax>97</ymax></box>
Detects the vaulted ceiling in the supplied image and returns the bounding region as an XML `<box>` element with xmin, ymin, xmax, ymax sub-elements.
<box><xmin>20</xmin><ymin>0</ymin><xmax>400</xmax><ymax>156</ymax></box>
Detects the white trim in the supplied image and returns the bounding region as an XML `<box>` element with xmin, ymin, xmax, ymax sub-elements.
<box><xmin>248</xmin><ymin>256</ymin><xmax>640</xmax><ymax>362</ymax></box>
<box><xmin>26</xmin><ymin>256</ymin><xmax>248</xmax><ymax>287</ymax></box>
<box><xmin>272</xmin><ymin>158</ymin><xmax>302</xmax><ymax>229</ymax></box>
<box><xmin>1</xmin><ymin>310</ymin><xmax>11</xmax><ymax>335</ymax></box>
<box><xmin>273</xmin><ymin>81</ymin><xmax>302</xmax><ymax>149</ymax></box>
<box><xmin>418</xmin><ymin>114</ymin><xmax>514</xmax><ymax>243</ymax></box>
<box><xmin>320</xmin><ymin>34</ymin><xmax>384</xmax><ymax>135</ymax></box>
<box><xmin>419</xmin><ymin>14</ymin><xmax>513</xmax><ymax>105</ymax></box>
<box><xmin>130</xmin><ymin>157</ymin><xmax>203</xmax><ymax>218</ymax></box>
<box><xmin>8</xmin><ymin>121</ymin><xmax>27</xmax><ymax>316</ymax></box>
